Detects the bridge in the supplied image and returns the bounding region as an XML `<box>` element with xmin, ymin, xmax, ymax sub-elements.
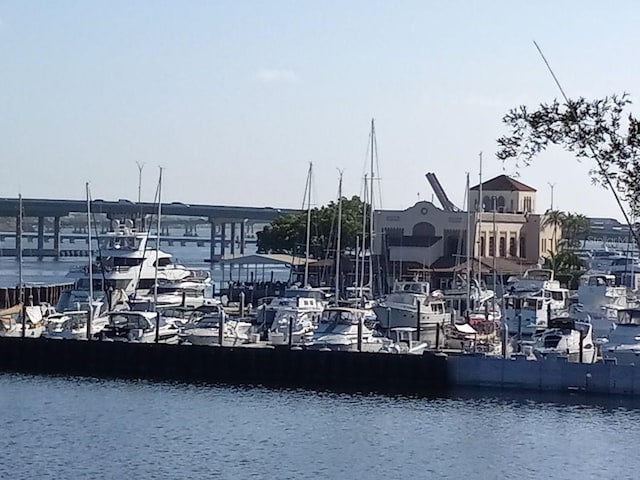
<box><xmin>0</xmin><ymin>197</ymin><xmax>297</xmax><ymax>259</ymax></box>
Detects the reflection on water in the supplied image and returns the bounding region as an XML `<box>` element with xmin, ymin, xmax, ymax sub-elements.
<box><xmin>1</xmin><ymin>374</ymin><xmax>639</xmax><ymax>479</ymax></box>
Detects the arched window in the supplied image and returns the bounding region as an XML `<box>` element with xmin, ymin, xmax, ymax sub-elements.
<box><xmin>482</xmin><ymin>196</ymin><xmax>491</xmax><ymax>212</ymax></box>
<box><xmin>412</xmin><ymin>222</ymin><xmax>435</xmax><ymax>238</ymax></box>
<box><xmin>497</xmin><ymin>196</ymin><xmax>506</xmax><ymax>212</ymax></box>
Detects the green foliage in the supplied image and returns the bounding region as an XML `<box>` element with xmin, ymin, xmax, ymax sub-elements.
<box><xmin>542</xmin><ymin>249</ymin><xmax>586</xmax><ymax>289</ymax></box>
<box><xmin>257</xmin><ymin>196</ymin><xmax>369</xmax><ymax>258</ymax></box>
<box><xmin>496</xmin><ymin>94</ymin><xmax>640</xmax><ymax>214</ymax></box>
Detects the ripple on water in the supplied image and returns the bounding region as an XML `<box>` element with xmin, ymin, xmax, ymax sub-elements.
<box><xmin>1</xmin><ymin>374</ymin><xmax>639</xmax><ymax>479</ymax></box>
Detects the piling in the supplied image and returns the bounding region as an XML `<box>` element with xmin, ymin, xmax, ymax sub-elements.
<box><xmin>240</xmin><ymin>292</ymin><xmax>245</xmax><ymax>318</ymax></box>
<box><xmin>357</xmin><ymin>317</ymin><xmax>363</xmax><ymax>352</ymax></box>
<box><xmin>288</xmin><ymin>316</ymin><xmax>294</xmax><ymax>349</ymax></box>
<box><xmin>218</xmin><ymin>310</ymin><xmax>225</xmax><ymax>346</ymax></box>
<box><xmin>416</xmin><ymin>301</ymin><xmax>421</xmax><ymax>342</ymax></box>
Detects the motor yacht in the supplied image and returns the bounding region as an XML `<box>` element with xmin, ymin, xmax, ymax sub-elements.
<box><xmin>306</xmin><ymin>307</ymin><xmax>390</xmax><ymax>352</ymax></box>
<box><xmin>67</xmin><ymin>220</ymin><xmax>208</xmax><ymax>296</ymax></box>
<box><xmin>532</xmin><ymin>316</ymin><xmax>597</xmax><ymax>363</ymax></box>
<box><xmin>601</xmin><ymin>308</ymin><xmax>640</xmax><ymax>365</ymax></box>
<box><xmin>43</xmin><ymin>310</ymin><xmax>109</xmax><ymax>340</ymax></box>
<box><xmin>372</xmin><ymin>281</ymin><xmax>450</xmax><ymax>348</ymax></box>
<box><xmin>179</xmin><ymin>305</ymin><xmax>252</xmax><ymax>346</ymax></box>
<box><xmin>503</xmin><ymin>269</ymin><xmax>570</xmax><ymax>336</ymax></box>
<box><xmin>576</xmin><ymin>273</ymin><xmax>630</xmax><ymax>339</ymax></box>
<box><xmin>97</xmin><ymin>311</ymin><xmax>179</xmax><ymax>343</ymax></box>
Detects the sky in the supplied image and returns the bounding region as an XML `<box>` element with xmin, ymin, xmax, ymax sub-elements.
<box><xmin>1</xmin><ymin>1</ymin><xmax>639</xmax><ymax>220</ymax></box>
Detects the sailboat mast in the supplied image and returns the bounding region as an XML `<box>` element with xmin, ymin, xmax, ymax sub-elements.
<box><xmin>153</xmin><ymin>167</ymin><xmax>163</xmax><ymax>312</ymax></box>
<box><xmin>335</xmin><ymin>170</ymin><xmax>343</xmax><ymax>304</ymax></box>
<box><xmin>359</xmin><ymin>174</ymin><xmax>368</xmax><ymax>294</ymax></box>
<box><xmin>18</xmin><ymin>193</ymin><xmax>24</xmax><ymax>337</ymax></box>
<box><xmin>303</xmin><ymin>162</ymin><xmax>312</xmax><ymax>287</ymax></box>
<box><xmin>477</xmin><ymin>152</ymin><xmax>483</xmax><ymax>287</ymax></box>
<box><xmin>17</xmin><ymin>193</ymin><xmax>23</xmax><ymax>306</ymax></box>
<box><xmin>368</xmin><ymin>119</ymin><xmax>375</xmax><ymax>292</ymax></box>
<box><xmin>465</xmin><ymin>173</ymin><xmax>471</xmax><ymax>315</ymax></box>
<box><xmin>86</xmin><ymin>182</ymin><xmax>94</xmax><ymax>338</ymax></box>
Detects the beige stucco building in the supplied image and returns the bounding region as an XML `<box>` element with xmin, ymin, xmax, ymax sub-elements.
<box><xmin>374</xmin><ymin>175</ymin><xmax>558</xmax><ymax>277</ymax></box>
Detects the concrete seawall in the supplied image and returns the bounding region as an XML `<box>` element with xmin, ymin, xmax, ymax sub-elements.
<box><xmin>0</xmin><ymin>338</ymin><xmax>448</xmax><ymax>394</ymax></box>
<box><xmin>448</xmin><ymin>355</ymin><xmax>640</xmax><ymax>396</ymax></box>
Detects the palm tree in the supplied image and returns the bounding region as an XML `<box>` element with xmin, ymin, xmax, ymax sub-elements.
<box><xmin>543</xmin><ymin>209</ymin><xmax>565</xmax><ymax>251</ymax></box>
<box><xmin>561</xmin><ymin>212</ymin><xmax>590</xmax><ymax>249</ymax></box>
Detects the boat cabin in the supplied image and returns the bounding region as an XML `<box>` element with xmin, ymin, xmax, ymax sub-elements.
<box><xmin>616</xmin><ymin>309</ymin><xmax>640</xmax><ymax>326</ymax></box>
<box><xmin>319</xmin><ymin>308</ymin><xmax>365</xmax><ymax>325</ymax></box>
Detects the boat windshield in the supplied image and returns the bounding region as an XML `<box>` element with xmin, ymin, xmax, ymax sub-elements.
<box><xmin>283</xmin><ymin>288</ymin><xmax>325</xmax><ymax>301</ymax></box>
<box><xmin>101</xmin><ymin>236</ymin><xmax>142</xmax><ymax>251</ymax></box>
<box><xmin>320</xmin><ymin>309</ymin><xmax>360</xmax><ymax>325</ymax></box>
<box><xmin>524</xmin><ymin>270</ymin><xmax>553</xmax><ymax>281</ymax></box>
<box><xmin>617</xmin><ymin>310</ymin><xmax>640</xmax><ymax>326</ymax></box>
<box><xmin>109</xmin><ymin>313</ymin><xmax>151</xmax><ymax>330</ymax></box>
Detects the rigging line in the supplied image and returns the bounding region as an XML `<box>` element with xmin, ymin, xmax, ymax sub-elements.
<box><xmin>135</xmin><ymin>172</ymin><xmax>161</xmax><ymax>293</ymax></box>
<box><xmin>533</xmin><ymin>40</ymin><xmax>640</xmax><ymax>249</ymax></box>
<box><xmin>372</xmin><ymin>123</ymin><xmax>384</xmax><ymax>209</ymax></box>
<box><xmin>88</xmin><ymin>190</ymin><xmax>109</xmax><ymax>304</ymax></box>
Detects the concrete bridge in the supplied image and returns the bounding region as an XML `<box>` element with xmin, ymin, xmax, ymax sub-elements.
<box><xmin>0</xmin><ymin>197</ymin><xmax>297</xmax><ymax>259</ymax></box>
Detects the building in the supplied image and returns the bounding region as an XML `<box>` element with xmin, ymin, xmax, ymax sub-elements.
<box><xmin>373</xmin><ymin>174</ymin><xmax>557</xmax><ymax>284</ymax></box>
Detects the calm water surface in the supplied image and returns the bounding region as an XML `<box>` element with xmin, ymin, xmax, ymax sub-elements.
<box><xmin>1</xmin><ymin>374</ymin><xmax>639</xmax><ymax>479</ymax></box>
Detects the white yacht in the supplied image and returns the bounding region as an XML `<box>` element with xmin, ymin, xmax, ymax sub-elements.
<box><xmin>0</xmin><ymin>304</ymin><xmax>44</xmax><ymax>338</ymax></box>
<box><xmin>179</xmin><ymin>305</ymin><xmax>252</xmax><ymax>346</ymax></box>
<box><xmin>43</xmin><ymin>310</ymin><xmax>109</xmax><ymax>340</ymax></box>
<box><xmin>532</xmin><ymin>316</ymin><xmax>597</xmax><ymax>363</ymax></box>
<box><xmin>503</xmin><ymin>269</ymin><xmax>570</xmax><ymax>336</ymax></box>
<box><xmin>306</xmin><ymin>307</ymin><xmax>390</xmax><ymax>352</ymax></box>
<box><xmin>130</xmin><ymin>275</ymin><xmax>211</xmax><ymax>309</ymax></box>
<box><xmin>67</xmin><ymin>221</ymin><xmax>207</xmax><ymax>296</ymax></box>
<box><xmin>601</xmin><ymin>308</ymin><xmax>640</xmax><ymax>365</ymax></box>
<box><xmin>97</xmin><ymin>311</ymin><xmax>180</xmax><ymax>343</ymax></box>
<box><xmin>372</xmin><ymin>281</ymin><xmax>451</xmax><ymax>348</ymax></box>
<box><xmin>576</xmin><ymin>273</ymin><xmax>630</xmax><ymax>339</ymax></box>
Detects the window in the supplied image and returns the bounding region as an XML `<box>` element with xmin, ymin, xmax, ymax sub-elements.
<box><xmin>499</xmin><ymin>237</ymin><xmax>506</xmax><ymax>257</ymax></box>
<box><xmin>482</xmin><ymin>196</ymin><xmax>491</xmax><ymax>212</ymax></box>
<box><xmin>489</xmin><ymin>236</ymin><xmax>495</xmax><ymax>256</ymax></box>
<box><xmin>509</xmin><ymin>237</ymin><xmax>516</xmax><ymax>257</ymax></box>
<box><xmin>519</xmin><ymin>237</ymin><xmax>526</xmax><ymax>258</ymax></box>
<box><xmin>479</xmin><ymin>236</ymin><xmax>486</xmax><ymax>257</ymax></box>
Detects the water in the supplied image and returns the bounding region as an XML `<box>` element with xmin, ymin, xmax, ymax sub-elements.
<box><xmin>1</xmin><ymin>374</ymin><xmax>640</xmax><ymax>479</ymax></box>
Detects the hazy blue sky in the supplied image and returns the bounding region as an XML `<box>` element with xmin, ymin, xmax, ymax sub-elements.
<box><xmin>1</xmin><ymin>1</ymin><xmax>638</xmax><ymax>219</ymax></box>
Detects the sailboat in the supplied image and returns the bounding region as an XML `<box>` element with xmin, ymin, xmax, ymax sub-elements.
<box><xmin>0</xmin><ymin>194</ymin><xmax>44</xmax><ymax>338</ymax></box>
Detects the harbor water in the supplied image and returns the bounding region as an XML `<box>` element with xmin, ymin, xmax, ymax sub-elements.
<box><xmin>2</xmin><ymin>373</ymin><xmax>640</xmax><ymax>479</ymax></box>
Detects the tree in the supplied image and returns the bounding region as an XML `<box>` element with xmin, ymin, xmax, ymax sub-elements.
<box><xmin>542</xmin><ymin>209</ymin><xmax>565</xmax><ymax>250</ymax></box>
<box><xmin>496</xmin><ymin>94</ymin><xmax>640</xmax><ymax>246</ymax></box>
<box><xmin>257</xmin><ymin>196</ymin><xmax>369</xmax><ymax>258</ymax></box>
<box><xmin>542</xmin><ymin>249</ymin><xmax>585</xmax><ymax>289</ymax></box>
<box><xmin>560</xmin><ymin>213</ymin><xmax>590</xmax><ymax>249</ymax></box>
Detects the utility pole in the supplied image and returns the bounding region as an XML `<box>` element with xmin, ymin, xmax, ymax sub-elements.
<box><xmin>548</xmin><ymin>182</ymin><xmax>556</xmax><ymax>211</ymax></box>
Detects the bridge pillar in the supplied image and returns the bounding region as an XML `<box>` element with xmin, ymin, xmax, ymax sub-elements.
<box><xmin>240</xmin><ymin>219</ymin><xmax>246</xmax><ymax>255</ymax></box>
<box><xmin>37</xmin><ymin>216</ymin><xmax>45</xmax><ymax>252</ymax></box>
<box><xmin>220</xmin><ymin>222</ymin><xmax>226</xmax><ymax>256</ymax></box>
<box><xmin>230</xmin><ymin>222</ymin><xmax>236</xmax><ymax>255</ymax></box>
<box><xmin>53</xmin><ymin>217</ymin><xmax>61</xmax><ymax>256</ymax></box>
<box><xmin>209</xmin><ymin>220</ymin><xmax>216</xmax><ymax>261</ymax></box>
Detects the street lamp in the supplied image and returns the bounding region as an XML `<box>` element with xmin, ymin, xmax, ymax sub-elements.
<box><xmin>548</xmin><ymin>182</ymin><xmax>556</xmax><ymax>211</ymax></box>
